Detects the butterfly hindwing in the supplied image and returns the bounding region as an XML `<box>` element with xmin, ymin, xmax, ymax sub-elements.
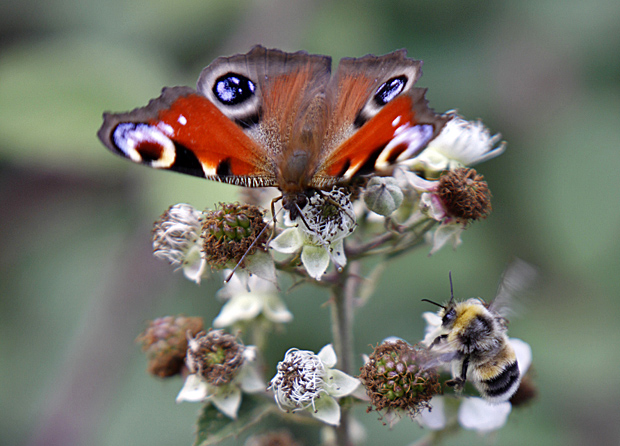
<box><xmin>312</xmin><ymin>51</ymin><xmax>449</xmax><ymax>185</ymax></box>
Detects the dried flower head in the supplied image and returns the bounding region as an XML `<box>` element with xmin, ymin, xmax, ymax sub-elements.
<box><xmin>202</xmin><ymin>203</ymin><xmax>267</xmax><ymax>269</ymax></box>
<box><xmin>359</xmin><ymin>340</ymin><xmax>440</xmax><ymax>417</ymax></box>
<box><xmin>176</xmin><ymin>331</ymin><xmax>264</xmax><ymax>418</ymax></box>
<box><xmin>136</xmin><ymin>316</ymin><xmax>204</xmax><ymax>378</ymax></box>
<box><xmin>186</xmin><ymin>329</ymin><xmax>245</xmax><ymax>386</ymax></box>
<box><xmin>152</xmin><ymin>203</ymin><xmax>206</xmax><ymax>283</ymax></box>
<box><xmin>438</xmin><ymin>167</ymin><xmax>492</xmax><ymax>222</ymax></box>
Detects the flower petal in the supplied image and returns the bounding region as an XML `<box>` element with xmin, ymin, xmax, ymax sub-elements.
<box><xmin>176</xmin><ymin>374</ymin><xmax>208</xmax><ymax>403</ymax></box>
<box><xmin>324</xmin><ymin>369</ymin><xmax>360</xmax><ymax>398</ymax></box>
<box><xmin>262</xmin><ymin>294</ymin><xmax>293</xmax><ymax>324</ymax></box>
<box><xmin>212</xmin><ymin>294</ymin><xmax>262</xmax><ymax>328</ymax></box>
<box><xmin>182</xmin><ymin>245</ymin><xmax>207</xmax><ymax>284</ymax></box>
<box><xmin>239</xmin><ymin>359</ymin><xmax>266</xmax><ymax>393</ymax></box>
<box><xmin>329</xmin><ymin>239</ymin><xmax>347</xmax><ymax>271</ymax></box>
<box><xmin>401</xmin><ymin>170</ymin><xmax>437</xmax><ymax>191</ymax></box>
<box><xmin>458</xmin><ymin>397</ymin><xmax>511</xmax><ymax>432</ymax></box>
<box><xmin>428</xmin><ymin>223</ymin><xmax>463</xmax><ymax>255</ymax></box>
<box><xmin>300</xmin><ymin>244</ymin><xmax>330</xmax><ymax>280</ymax></box>
<box><xmin>317</xmin><ymin>344</ymin><xmax>337</xmax><ymax>368</ymax></box>
<box><xmin>311</xmin><ymin>395</ymin><xmax>341</xmax><ymax>426</ymax></box>
<box><xmin>510</xmin><ymin>338</ymin><xmax>532</xmax><ymax>374</ymax></box>
<box><xmin>417</xmin><ymin>396</ymin><xmax>447</xmax><ymax>430</ymax></box>
<box><xmin>211</xmin><ymin>385</ymin><xmax>242</xmax><ymax>419</ymax></box>
<box><xmin>243</xmin><ymin>250</ymin><xmax>277</xmax><ymax>284</ymax></box>
<box><xmin>270</xmin><ymin>227</ymin><xmax>304</xmax><ymax>254</ymax></box>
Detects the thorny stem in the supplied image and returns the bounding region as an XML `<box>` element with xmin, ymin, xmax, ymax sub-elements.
<box><xmin>330</xmin><ymin>260</ymin><xmax>360</xmax><ymax>446</ymax></box>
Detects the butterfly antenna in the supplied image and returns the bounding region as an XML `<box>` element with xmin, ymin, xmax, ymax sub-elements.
<box><xmin>224</xmin><ymin>216</ymin><xmax>273</xmax><ymax>283</ymax></box>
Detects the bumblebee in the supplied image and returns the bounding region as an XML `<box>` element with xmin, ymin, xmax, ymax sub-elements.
<box><xmin>422</xmin><ymin>261</ymin><xmax>535</xmax><ymax>403</ymax></box>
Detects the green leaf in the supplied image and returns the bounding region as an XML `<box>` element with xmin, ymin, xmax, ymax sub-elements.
<box><xmin>193</xmin><ymin>394</ymin><xmax>274</xmax><ymax>446</ymax></box>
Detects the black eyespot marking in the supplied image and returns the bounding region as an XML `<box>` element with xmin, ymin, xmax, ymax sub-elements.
<box><xmin>374</xmin><ymin>75</ymin><xmax>407</xmax><ymax>106</ymax></box>
<box><xmin>172</xmin><ymin>143</ymin><xmax>207</xmax><ymax>178</ymax></box>
<box><xmin>216</xmin><ymin>158</ymin><xmax>233</xmax><ymax>177</ymax></box>
<box><xmin>213</xmin><ymin>73</ymin><xmax>256</xmax><ymax>105</ymax></box>
<box><xmin>353</xmin><ymin>111</ymin><xmax>367</xmax><ymax>129</ymax></box>
<box><xmin>335</xmin><ymin>159</ymin><xmax>351</xmax><ymax>178</ymax></box>
<box><xmin>235</xmin><ymin>110</ymin><xmax>261</xmax><ymax>129</ymax></box>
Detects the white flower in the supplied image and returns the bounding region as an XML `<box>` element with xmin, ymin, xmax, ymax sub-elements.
<box><xmin>176</xmin><ymin>334</ymin><xmax>264</xmax><ymax>419</ymax></box>
<box><xmin>152</xmin><ymin>203</ymin><xmax>207</xmax><ymax>283</ymax></box>
<box><xmin>270</xmin><ymin>188</ymin><xmax>356</xmax><ymax>280</ymax></box>
<box><xmin>213</xmin><ymin>271</ymin><xmax>292</xmax><ymax>328</ymax></box>
<box><xmin>268</xmin><ymin>344</ymin><xmax>360</xmax><ymax>426</ymax></box>
<box><xmin>416</xmin><ymin>338</ymin><xmax>533</xmax><ymax>433</ymax></box>
<box><xmin>407</xmin><ymin>113</ymin><xmax>505</xmax><ymax>178</ymax></box>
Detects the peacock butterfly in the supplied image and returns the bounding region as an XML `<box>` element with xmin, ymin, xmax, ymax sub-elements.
<box><xmin>98</xmin><ymin>45</ymin><xmax>449</xmax><ymax>218</ymax></box>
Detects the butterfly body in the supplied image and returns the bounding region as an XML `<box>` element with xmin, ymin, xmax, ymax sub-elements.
<box><xmin>98</xmin><ymin>46</ymin><xmax>449</xmax><ymax>215</ymax></box>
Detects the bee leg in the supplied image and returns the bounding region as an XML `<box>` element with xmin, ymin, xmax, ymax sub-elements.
<box><xmin>446</xmin><ymin>356</ymin><xmax>469</xmax><ymax>392</ymax></box>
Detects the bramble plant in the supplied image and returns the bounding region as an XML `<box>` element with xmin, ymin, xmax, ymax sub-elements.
<box><xmin>137</xmin><ymin>109</ymin><xmax>536</xmax><ymax>446</ymax></box>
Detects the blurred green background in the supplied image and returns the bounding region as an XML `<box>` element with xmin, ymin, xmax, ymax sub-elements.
<box><xmin>1</xmin><ymin>0</ymin><xmax>619</xmax><ymax>445</ymax></box>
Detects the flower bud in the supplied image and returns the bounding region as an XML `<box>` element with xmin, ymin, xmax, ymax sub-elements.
<box><xmin>363</xmin><ymin>177</ymin><xmax>404</xmax><ymax>216</ymax></box>
<box><xmin>202</xmin><ymin>203</ymin><xmax>267</xmax><ymax>269</ymax></box>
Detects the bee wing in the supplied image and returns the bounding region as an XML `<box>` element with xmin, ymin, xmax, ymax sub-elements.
<box><xmin>419</xmin><ymin>336</ymin><xmax>462</xmax><ymax>372</ymax></box>
<box><xmin>489</xmin><ymin>258</ymin><xmax>538</xmax><ymax>318</ymax></box>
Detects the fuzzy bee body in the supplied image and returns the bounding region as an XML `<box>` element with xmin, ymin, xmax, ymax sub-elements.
<box><xmin>428</xmin><ymin>298</ymin><xmax>520</xmax><ymax>402</ymax></box>
<box><xmin>423</xmin><ymin>262</ymin><xmax>536</xmax><ymax>403</ymax></box>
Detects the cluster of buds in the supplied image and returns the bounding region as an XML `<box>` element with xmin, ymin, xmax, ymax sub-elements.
<box><xmin>359</xmin><ymin>340</ymin><xmax>440</xmax><ymax>418</ymax></box>
<box><xmin>202</xmin><ymin>203</ymin><xmax>267</xmax><ymax>269</ymax></box>
<box><xmin>152</xmin><ymin>202</ymin><xmax>270</xmax><ymax>283</ymax></box>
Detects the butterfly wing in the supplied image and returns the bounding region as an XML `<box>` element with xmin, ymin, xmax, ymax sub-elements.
<box><xmin>98</xmin><ymin>46</ymin><xmax>332</xmax><ymax>188</ymax></box>
<box><xmin>312</xmin><ymin>50</ymin><xmax>450</xmax><ymax>187</ymax></box>
<box><xmin>98</xmin><ymin>86</ymin><xmax>279</xmax><ymax>187</ymax></box>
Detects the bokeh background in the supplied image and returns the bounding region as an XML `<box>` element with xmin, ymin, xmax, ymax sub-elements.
<box><xmin>1</xmin><ymin>0</ymin><xmax>619</xmax><ymax>445</ymax></box>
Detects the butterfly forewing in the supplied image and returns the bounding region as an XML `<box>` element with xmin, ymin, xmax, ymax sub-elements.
<box><xmin>98</xmin><ymin>86</ymin><xmax>278</xmax><ymax>187</ymax></box>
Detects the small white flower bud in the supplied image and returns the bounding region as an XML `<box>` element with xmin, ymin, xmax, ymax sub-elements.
<box><xmin>363</xmin><ymin>177</ymin><xmax>404</xmax><ymax>216</ymax></box>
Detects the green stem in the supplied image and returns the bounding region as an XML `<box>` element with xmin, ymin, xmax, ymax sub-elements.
<box><xmin>330</xmin><ymin>260</ymin><xmax>359</xmax><ymax>446</ymax></box>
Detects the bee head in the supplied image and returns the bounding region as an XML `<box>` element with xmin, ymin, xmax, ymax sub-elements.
<box><xmin>421</xmin><ymin>271</ymin><xmax>458</xmax><ymax>328</ymax></box>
